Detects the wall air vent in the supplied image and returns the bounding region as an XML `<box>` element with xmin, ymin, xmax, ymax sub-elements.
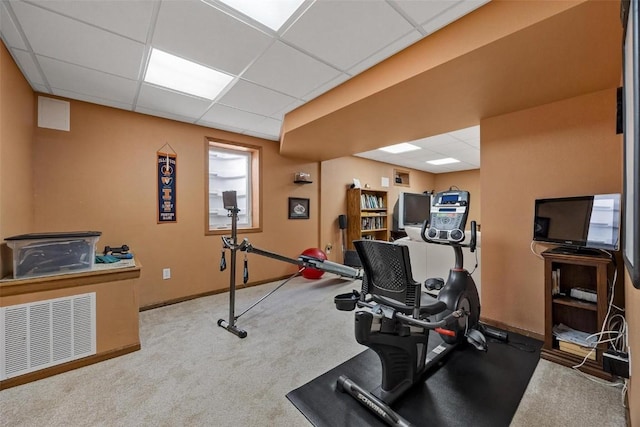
<box><xmin>1</xmin><ymin>293</ymin><xmax>96</xmax><ymax>380</ymax></box>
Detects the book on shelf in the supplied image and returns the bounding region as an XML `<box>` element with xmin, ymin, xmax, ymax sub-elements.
<box><xmin>551</xmin><ymin>269</ymin><xmax>560</xmax><ymax>295</ymax></box>
<box><xmin>361</xmin><ymin>217</ymin><xmax>385</xmax><ymax>230</ymax></box>
<box><xmin>558</xmin><ymin>340</ymin><xmax>596</xmax><ymax>360</ymax></box>
<box><xmin>359</xmin><ymin>194</ymin><xmax>384</xmax><ymax>209</ymax></box>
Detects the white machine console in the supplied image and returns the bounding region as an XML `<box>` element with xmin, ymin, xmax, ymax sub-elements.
<box><xmin>425</xmin><ymin>190</ymin><xmax>470</xmax><ymax>243</ymax></box>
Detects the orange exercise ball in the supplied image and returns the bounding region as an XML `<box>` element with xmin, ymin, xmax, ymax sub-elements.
<box><xmin>300</xmin><ymin>248</ymin><xmax>327</xmax><ymax>279</ymax></box>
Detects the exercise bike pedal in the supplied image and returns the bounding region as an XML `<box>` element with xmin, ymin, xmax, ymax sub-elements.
<box><xmin>465</xmin><ymin>329</ymin><xmax>488</xmax><ymax>352</ymax></box>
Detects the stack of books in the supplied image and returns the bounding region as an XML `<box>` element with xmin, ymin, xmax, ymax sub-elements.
<box><xmin>552</xmin><ymin>323</ymin><xmax>597</xmax><ymax>361</ymax></box>
<box><xmin>558</xmin><ymin>340</ymin><xmax>596</xmax><ymax>360</ymax></box>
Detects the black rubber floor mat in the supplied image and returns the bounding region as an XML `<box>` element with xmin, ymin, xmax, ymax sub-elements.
<box><xmin>287</xmin><ymin>331</ymin><xmax>542</xmax><ymax>427</ymax></box>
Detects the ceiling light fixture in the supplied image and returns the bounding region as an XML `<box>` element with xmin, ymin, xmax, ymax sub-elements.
<box><xmin>144</xmin><ymin>48</ymin><xmax>234</xmax><ymax>100</ymax></box>
<box><xmin>427</xmin><ymin>158</ymin><xmax>460</xmax><ymax>165</ymax></box>
<box><xmin>217</xmin><ymin>0</ymin><xmax>306</xmax><ymax>31</ymax></box>
<box><xmin>378</xmin><ymin>143</ymin><xmax>421</xmax><ymax>154</ymax></box>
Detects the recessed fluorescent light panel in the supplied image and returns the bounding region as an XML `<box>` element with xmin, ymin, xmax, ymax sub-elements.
<box><xmin>218</xmin><ymin>0</ymin><xmax>306</xmax><ymax>31</ymax></box>
<box><xmin>427</xmin><ymin>158</ymin><xmax>460</xmax><ymax>165</ymax></box>
<box><xmin>144</xmin><ymin>48</ymin><xmax>234</xmax><ymax>100</ymax></box>
<box><xmin>378</xmin><ymin>143</ymin><xmax>421</xmax><ymax>154</ymax></box>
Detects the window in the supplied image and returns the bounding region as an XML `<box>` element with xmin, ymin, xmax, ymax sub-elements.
<box><xmin>206</xmin><ymin>139</ymin><xmax>261</xmax><ymax>234</ymax></box>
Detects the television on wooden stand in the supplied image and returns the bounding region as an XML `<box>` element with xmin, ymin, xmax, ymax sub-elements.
<box><xmin>533</xmin><ymin>193</ymin><xmax>621</xmax><ymax>255</ymax></box>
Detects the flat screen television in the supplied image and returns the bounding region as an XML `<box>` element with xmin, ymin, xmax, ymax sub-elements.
<box><xmin>397</xmin><ymin>192</ymin><xmax>432</xmax><ymax>230</ymax></box>
<box><xmin>533</xmin><ymin>193</ymin><xmax>622</xmax><ymax>253</ymax></box>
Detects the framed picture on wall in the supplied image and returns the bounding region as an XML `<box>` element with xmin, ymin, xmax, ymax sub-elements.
<box><xmin>288</xmin><ymin>197</ymin><xmax>310</xmax><ymax>219</ymax></box>
<box><xmin>622</xmin><ymin>0</ymin><xmax>640</xmax><ymax>288</ymax></box>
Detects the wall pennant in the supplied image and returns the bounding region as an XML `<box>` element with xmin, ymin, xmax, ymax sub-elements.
<box><xmin>157</xmin><ymin>145</ymin><xmax>177</xmax><ymax>223</ymax></box>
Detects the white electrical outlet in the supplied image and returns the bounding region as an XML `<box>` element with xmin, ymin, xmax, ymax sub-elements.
<box><xmin>162</xmin><ymin>268</ymin><xmax>171</xmax><ymax>280</ymax></box>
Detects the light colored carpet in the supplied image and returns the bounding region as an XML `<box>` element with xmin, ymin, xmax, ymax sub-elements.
<box><xmin>0</xmin><ymin>275</ymin><xmax>628</xmax><ymax>426</ymax></box>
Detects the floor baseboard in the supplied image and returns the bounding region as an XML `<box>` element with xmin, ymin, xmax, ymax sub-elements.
<box><xmin>0</xmin><ymin>343</ymin><xmax>141</xmax><ymax>390</ymax></box>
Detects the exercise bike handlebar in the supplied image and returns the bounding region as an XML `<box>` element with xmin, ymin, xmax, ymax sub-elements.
<box><xmin>356</xmin><ymin>300</ymin><xmax>465</xmax><ymax>330</ymax></box>
<box><xmin>420</xmin><ymin>220</ymin><xmax>477</xmax><ymax>253</ymax></box>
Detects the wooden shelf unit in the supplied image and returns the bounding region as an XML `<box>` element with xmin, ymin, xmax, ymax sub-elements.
<box><xmin>541</xmin><ymin>250</ymin><xmax>621</xmax><ymax>380</ymax></box>
<box><xmin>346</xmin><ymin>188</ymin><xmax>389</xmax><ymax>250</ymax></box>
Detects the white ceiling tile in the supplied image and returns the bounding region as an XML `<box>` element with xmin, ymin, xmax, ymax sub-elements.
<box><xmin>136</xmin><ymin>84</ymin><xmax>213</xmax><ymax>119</ymax></box>
<box><xmin>391</xmin><ymin>1</ymin><xmax>458</xmax><ymax>26</ymax></box>
<box><xmin>347</xmin><ymin>30</ymin><xmax>422</xmax><ymax>76</ymax></box>
<box><xmin>282</xmin><ymin>0</ymin><xmax>414</xmax><ymax>70</ymax></box>
<box><xmin>243</xmin><ymin>41</ymin><xmax>341</xmax><ymax>98</ymax></box>
<box><xmin>302</xmin><ymin>73</ymin><xmax>351</xmax><ymax>102</ymax></box>
<box><xmin>152</xmin><ymin>0</ymin><xmax>272</xmax><ymax>75</ymax></box>
<box><xmin>271</xmin><ymin>99</ymin><xmax>305</xmax><ymax>120</ymax></box>
<box><xmin>52</xmin><ymin>87</ymin><xmax>133</xmax><ymax>111</ymax></box>
<box><xmin>11</xmin><ymin>48</ymin><xmax>46</xmax><ymax>86</ymax></box>
<box><xmin>243</xmin><ymin>130</ymin><xmax>280</xmax><ymax>141</ymax></box>
<box><xmin>11</xmin><ymin>1</ymin><xmax>144</xmax><ymax>79</ymax></box>
<box><xmin>399</xmin><ymin>158</ymin><xmax>431</xmax><ymax>170</ymax></box>
<box><xmin>441</xmin><ymin>161</ymin><xmax>478</xmax><ymax>172</ymax></box>
<box><xmin>394</xmin><ymin>148</ymin><xmax>434</xmax><ymax>161</ymax></box>
<box><xmin>422</xmin><ymin>0</ymin><xmax>489</xmax><ymax>35</ymax></box>
<box><xmin>431</xmin><ymin>141</ymin><xmax>473</xmax><ymax>154</ymax></box>
<box><xmin>242</xmin><ymin>116</ymin><xmax>282</xmax><ymax>139</ymax></box>
<box><xmin>32</xmin><ymin>83</ymin><xmax>49</xmax><ymax>93</ymax></box>
<box><xmin>450</xmin><ymin>150</ymin><xmax>480</xmax><ymax>163</ymax></box>
<box><xmin>218</xmin><ymin>79</ymin><xmax>298</xmax><ymax>117</ymax></box>
<box><xmin>135</xmin><ymin>106</ymin><xmax>199</xmax><ymax>124</ymax></box>
<box><xmin>449</xmin><ymin>124</ymin><xmax>480</xmax><ymax>141</ymax></box>
<box><xmin>26</xmin><ymin>0</ymin><xmax>156</xmax><ymax>42</ymax></box>
<box><xmin>1</xmin><ymin>1</ymin><xmax>28</xmax><ymax>49</ymax></box>
<box><xmin>465</xmin><ymin>138</ymin><xmax>480</xmax><ymax>148</ymax></box>
<box><xmin>414</xmin><ymin>133</ymin><xmax>461</xmax><ymax>148</ymax></box>
<box><xmin>200</xmin><ymin>103</ymin><xmax>267</xmax><ymax>130</ymax></box>
<box><xmin>196</xmin><ymin>118</ymin><xmax>245</xmax><ymax>135</ymax></box>
<box><xmin>38</xmin><ymin>56</ymin><xmax>138</xmax><ymax>105</ymax></box>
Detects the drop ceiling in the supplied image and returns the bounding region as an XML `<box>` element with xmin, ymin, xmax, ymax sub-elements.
<box><xmin>356</xmin><ymin>125</ymin><xmax>479</xmax><ymax>173</ymax></box>
<box><xmin>1</xmin><ymin>0</ymin><xmax>488</xmax><ymax>173</ymax></box>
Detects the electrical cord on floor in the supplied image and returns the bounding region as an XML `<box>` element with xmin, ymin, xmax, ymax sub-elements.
<box><xmin>481</xmin><ymin>327</ymin><xmax>538</xmax><ymax>353</ymax></box>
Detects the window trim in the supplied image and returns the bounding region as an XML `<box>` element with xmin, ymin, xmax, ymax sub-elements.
<box><xmin>205</xmin><ymin>138</ymin><xmax>262</xmax><ymax>235</ymax></box>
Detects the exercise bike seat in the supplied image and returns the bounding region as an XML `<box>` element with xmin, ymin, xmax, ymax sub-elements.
<box><xmin>355</xmin><ymin>240</ymin><xmax>448</xmax><ymax>317</ymax></box>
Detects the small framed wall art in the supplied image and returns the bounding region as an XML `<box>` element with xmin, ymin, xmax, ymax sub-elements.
<box><xmin>288</xmin><ymin>197</ymin><xmax>309</xmax><ymax>219</ymax></box>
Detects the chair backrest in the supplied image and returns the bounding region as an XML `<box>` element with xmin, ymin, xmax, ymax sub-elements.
<box><xmin>353</xmin><ymin>240</ymin><xmax>421</xmax><ymax>312</ymax></box>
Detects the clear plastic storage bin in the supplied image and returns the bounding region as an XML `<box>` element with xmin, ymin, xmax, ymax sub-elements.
<box><xmin>5</xmin><ymin>231</ymin><xmax>101</xmax><ymax>279</ymax></box>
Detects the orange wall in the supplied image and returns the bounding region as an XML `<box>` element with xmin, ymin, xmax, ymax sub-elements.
<box><xmin>480</xmin><ymin>88</ymin><xmax>622</xmax><ymax>334</ymax></box>
<box><xmin>31</xmin><ymin>99</ymin><xmax>319</xmax><ymax>307</ymax></box>
<box><xmin>320</xmin><ymin>157</ymin><xmax>436</xmax><ymax>262</ymax></box>
<box><xmin>625</xmin><ymin>270</ymin><xmax>639</xmax><ymax>423</ymax></box>
<box><xmin>0</xmin><ymin>43</ymin><xmax>35</xmax><ymax>277</ymax></box>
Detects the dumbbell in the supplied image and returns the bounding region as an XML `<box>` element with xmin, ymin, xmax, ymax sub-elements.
<box><xmin>104</xmin><ymin>244</ymin><xmax>130</xmax><ymax>255</ymax></box>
